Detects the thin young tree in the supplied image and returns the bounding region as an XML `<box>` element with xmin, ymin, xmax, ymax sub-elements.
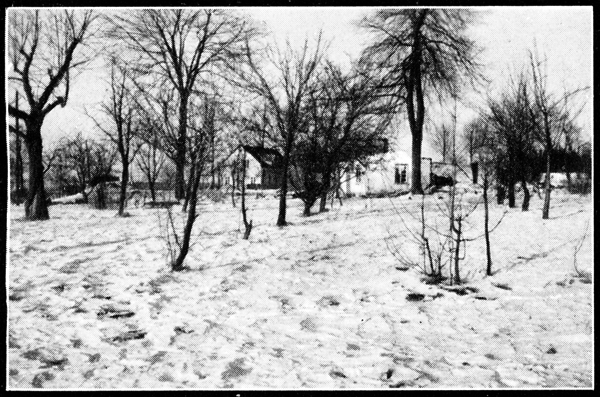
<box><xmin>108</xmin><ymin>9</ymin><xmax>254</xmax><ymax>200</ymax></box>
<box><xmin>7</xmin><ymin>9</ymin><xmax>97</xmax><ymax>220</ymax></box>
<box><xmin>431</xmin><ymin>123</ymin><xmax>452</xmax><ymax>164</ymax></box>
<box><xmin>63</xmin><ymin>134</ymin><xmax>95</xmax><ymax>196</ymax></box>
<box><xmin>88</xmin><ymin>59</ymin><xmax>141</xmax><ymax>216</ymax></box>
<box><xmin>87</xmin><ymin>142</ymin><xmax>118</xmax><ymax>210</ymax></box>
<box><xmin>240</xmin><ymin>150</ymin><xmax>253</xmax><ymax>239</ymax></box>
<box><xmin>528</xmin><ymin>50</ymin><xmax>588</xmax><ymax>219</ymax></box>
<box><xmin>233</xmin><ymin>36</ymin><xmax>325</xmax><ymax>226</ymax></box>
<box><xmin>466</xmin><ymin>115</ymin><xmax>497</xmax><ymax>275</ymax></box>
<box><xmin>361</xmin><ymin>9</ymin><xmax>482</xmax><ymax>194</ymax></box>
<box><xmin>462</xmin><ymin>119</ymin><xmax>486</xmax><ymax>184</ymax></box>
<box><xmin>136</xmin><ymin>134</ymin><xmax>166</xmax><ymax>203</ymax></box>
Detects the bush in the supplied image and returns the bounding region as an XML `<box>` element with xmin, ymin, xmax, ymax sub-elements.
<box><xmin>10</xmin><ymin>188</ymin><xmax>27</xmax><ymax>205</ymax></box>
<box><xmin>568</xmin><ymin>174</ymin><xmax>591</xmax><ymax>195</ymax></box>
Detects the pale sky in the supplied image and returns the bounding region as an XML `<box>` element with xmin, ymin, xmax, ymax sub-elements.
<box><xmin>26</xmin><ymin>7</ymin><xmax>592</xmax><ymax>156</ymax></box>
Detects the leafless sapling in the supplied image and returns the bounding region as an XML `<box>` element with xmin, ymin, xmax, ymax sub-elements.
<box><xmin>87</xmin><ymin>59</ymin><xmax>141</xmax><ymax>216</ymax></box>
<box><xmin>231</xmin><ymin>35</ymin><xmax>326</xmax><ymax>226</ymax></box>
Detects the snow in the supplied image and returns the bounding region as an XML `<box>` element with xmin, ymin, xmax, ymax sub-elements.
<box><xmin>7</xmin><ymin>191</ymin><xmax>593</xmax><ymax>389</ymax></box>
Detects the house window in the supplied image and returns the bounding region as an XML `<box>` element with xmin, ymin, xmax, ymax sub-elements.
<box><xmin>356</xmin><ymin>166</ymin><xmax>362</xmax><ymax>183</ymax></box>
<box><xmin>395</xmin><ymin>164</ymin><xmax>407</xmax><ymax>184</ymax></box>
<box><xmin>245</xmin><ymin>160</ymin><xmax>250</xmax><ymax>169</ymax></box>
<box><xmin>225</xmin><ymin>177</ymin><xmax>230</xmax><ymax>185</ymax></box>
<box><xmin>251</xmin><ymin>177</ymin><xmax>256</xmax><ymax>185</ymax></box>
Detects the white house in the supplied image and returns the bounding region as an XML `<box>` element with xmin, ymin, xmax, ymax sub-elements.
<box><xmin>218</xmin><ymin>140</ymin><xmax>436</xmax><ymax>197</ymax></box>
<box><xmin>344</xmin><ymin>151</ymin><xmax>432</xmax><ymax>196</ymax></box>
<box><xmin>220</xmin><ymin>145</ymin><xmax>283</xmax><ymax>190</ymax></box>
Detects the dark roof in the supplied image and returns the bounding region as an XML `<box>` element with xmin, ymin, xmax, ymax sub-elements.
<box><xmin>243</xmin><ymin>145</ymin><xmax>283</xmax><ymax>168</ymax></box>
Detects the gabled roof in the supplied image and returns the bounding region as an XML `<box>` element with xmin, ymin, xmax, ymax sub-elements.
<box><xmin>242</xmin><ymin>145</ymin><xmax>283</xmax><ymax>168</ymax></box>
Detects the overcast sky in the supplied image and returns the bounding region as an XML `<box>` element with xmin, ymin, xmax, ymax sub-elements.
<box><xmin>31</xmin><ymin>6</ymin><xmax>592</xmax><ymax>153</ymax></box>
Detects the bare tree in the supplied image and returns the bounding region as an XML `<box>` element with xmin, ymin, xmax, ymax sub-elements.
<box><xmin>465</xmin><ymin>115</ymin><xmax>498</xmax><ymax>275</ymax></box>
<box><xmin>487</xmin><ymin>73</ymin><xmax>537</xmax><ymax>211</ymax></box>
<box><xmin>361</xmin><ymin>9</ymin><xmax>482</xmax><ymax>194</ymax></box>
<box><xmin>7</xmin><ymin>9</ymin><xmax>97</xmax><ymax>220</ymax></box>
<box><xmin>88</xmin><ymin>59</ymin><xmax>141</xmax><ymax>216</ymax></box>
<box><xmin>87</xmin><ymin>142</ymin><xmax>118</xmax><ymax>210</ymax></box>
<box><xmin>431</xmin><ymin>123</ymin><xmax>452</xmax><ymax>164</ymax></box>
<box><xmin>295</xmin><ymin>61</ymin><xmax>396</xmax><ymax>216</ymax></box>
<box><xmin>108</xmin><ymin>9</ymin><xmax>254</xmax><ymax>200</ymax></box>
<box><xmin>63</xmin><ymin>133</ymin><xmax>95</xmax><ymax>196</ymax></box>
<box><xmin>461</xmin><ymin>119</ymin><xmax>486</xmax><ymax>184</ymax></box>
<box><xmin>233</xmin><ymin>36</ymin><xmax>325</xmax><ymax>226</ymax></box>
<box><xmin>136</xmin><ymin>135</ymin><xmax>166</xmax><ymax>203</ymax></box>
<box><xmin>240</xmin><ymin>150</ymin><xmax>253</xmax><ymax>239</ymax></box>
<box><xmin>529</xmin><ymin>50</ymin><xmax>588</xmax><ymax>219</ymax></box>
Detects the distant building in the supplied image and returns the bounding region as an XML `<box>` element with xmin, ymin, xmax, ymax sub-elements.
<box><xmin>220</xmin><ymin>141</ymin><xmax>434</xmax><ymax>196</ymax></box>
<box><xmin>220</xmin><ymin>145</ymin><xmax>284</xmax><ymax>190</ymax></box>
<box><xmin>343</xmin><ymin>151</ymin><xmax>431</xmax><ymax>196</ymax></box>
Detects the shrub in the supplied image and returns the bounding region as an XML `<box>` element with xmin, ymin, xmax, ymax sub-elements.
<box><xmin>568</xmin><ymin>174</ymin><xmax>591</xmax><ymax>195</ymax></box>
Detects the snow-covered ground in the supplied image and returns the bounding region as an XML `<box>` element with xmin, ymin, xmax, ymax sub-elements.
<box><xmin>7</xmin><ymin>190</ymin><xmax>593</xmax><ymax>389</ymax></box>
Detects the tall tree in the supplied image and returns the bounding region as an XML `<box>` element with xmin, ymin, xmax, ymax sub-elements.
<box><xmin>8</xmin><ymin>10</ymin><xmax>97</xmax><ymax>220</ymax></box>
<box><xmin>361</xmin><ymin>9</ymin><xmax>481</xmax><ymax>194</ymax></box>
<box><xmin>108</xmin><ymin>9</ymin><xmax>254</xmax><ymax>200</ymax></box>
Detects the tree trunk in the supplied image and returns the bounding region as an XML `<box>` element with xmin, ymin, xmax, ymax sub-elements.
<box><xmin>507</xmin><ymin>181</ymin><xmax>516</xmax><ymax>208</ymax></box>
<box><xmin>319</xmin><ymin>168</ymin><xmax>331</xmax><ymax>213</ymax></box>
<box><xmin>542</xmin><ymin>139</ymin><xmax>552</xmax><ymax>219</ymax></box>
<box><xmin>277</xmin><ymin>135</ymin><xmax>293</xmax><ymax>227</ymax></box>
<box><xmin>483</xmin><ymin>173</ymin><xmax>493</xmax><ymax>276</ymax></box>
<box><xmin>303</xmin><ymin>201</ymin><xmax>312</xmax><ymax>217</ymax></box>
<box><xmin>407</xmin><ymin>12</ymin><xmax>426</xmax><ymax>195</ymax></box>
<box><xmin>24</xmin><ymin>120</ymin><xmax>50</xmax><ymax>220</ymax></box>
<box><xmin>521</xmin><ymin>179</ymin><xmax>530</xmax><ymax>211</ymax></box>
<box><xmin>117</xmin><ymin>159</ymin><xmax>129</xmax><ymax>216</ymax></box>
<box><xmin>175</xmin><ymin>95</ymin><xmax>189</xmax><ymax>201</ymax></box>
<box><xmin>175</xmin><ymin>152</ymin><xmax>186</xmax><ymax>201</ymax></box>
<box><xmin>240</xmin><ymin>153</ymin><xmax>252</xmax><ymax>240</ymax></box>
<box><xmin>231</xmin><ymin>168</ymin><xmax>236</xmax><ymax>208</ymax></box>
<box><xmin>496</xmin><ymin>184</ymin><xmax>505</xmax><ymax>205</ymax></box>
<box><xmin>149</xmin><ymin>179</ymin><xmax>156</xmax><ymax>202</ymax></box>
<box><xmin>15</xmin><ymin>136</ymin><xmax>25</xmax><ymax>198</ymax></box>
<box><xmin>182</xmin><ymin>160</ymin><xmax>196</xmax><ymax>213</ymax></box>
<box><xmin>471</xmin><ymin>162</ymin><xmax>479</xmax><ymax>184</ymax></box>
<box><xmin>453</xmin><ymin>217</ymin><xmax>462</xmax><ymax>285</ymax></box>
<box><xmin>172</xmin><ymin>162</ymin><xmax>201</xmax><ymax>272</ymax></box>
